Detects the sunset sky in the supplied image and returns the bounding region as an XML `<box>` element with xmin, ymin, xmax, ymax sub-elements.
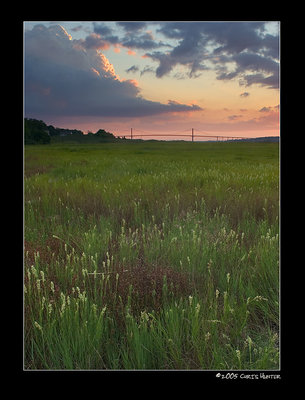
<box><xmin>24</xmin><ymin>21</ymin><xmax>280</xmax><ymax>140</ymax></box>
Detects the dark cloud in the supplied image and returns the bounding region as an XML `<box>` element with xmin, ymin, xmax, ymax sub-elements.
<box><xmin>93</xmin><ymin>22</ymin><xmax>168</xmax><ymax>51</ymax></box>
<box><xmin>92</xmin><ymin>22</ymin><xmax>120</xmax><ymax>44</ymax></box>
<box><xmin>148</xmin><ymin>21</ymin><xmax>279</xmax><ymax>88</ymax></box>
<box><xmin>239</xmin><ymin>70</ymin><xmax>279</xmax><ymax>89</ymax></box>
<box><xmin>125</xmin><ymin>65</ymin><xmax>139</xmax><ymax>73</ymax></box>
<box><xmin>116</xmin><ymin>22</ymin><xmax>147</xmax><ymax>32</ymax></box>
<box><xmin>227</xmin><ymin>114</ymin><xmax>242</xmax><ymax>120</ymax></box>
<box><xmin>25</xmin><ymin>24</ymin><xmax>202</xmax><ymax>119</ymax></box>
<box><xmin>75</xmin><ymin>33</ymin><xmax>110</xmax><ymax>50</ymax></box>
<box><xmin>260</xmin><ymin>34</ymin><xmax>280</xmax><ymax>59</ymax></box>
<box><xmin>204</xmin><ymin>22</ymin><xmax>266</xmax><ymax>54</ymax></box>
<box><xmin>147</xmin><ymin>51</ymin><xmax>176</xmax><ymax>78</ymax></box>
<box><xmin>259</xmin><ymin>106</ymin><xmax>272</xmax><ymax>112</ymax></box>
<box><xmin>147</xmin><ymin>22</ymin><xmax>209</xmax><ymax>78</ymax></box>
<box><xmin>91</xmin><ymin>21</ymin><xmax>279</xmax><ymax>88</ymax></box>
<box><xmin>215</xmin><ymin>69</ymin><xmax>239</xmax><ymax>81</ymax></box>
<box><xmin>121</xmin><ymin>31</ymin><xmax>163</xmax><ymax>50</ymax></box>
<box><xmin>92</xmin><ymin>22</ymin><xmax>113</xmax><ymax>37</ymax></box>
<box><xmin>140</xmin><ymin>66</ymin><xmax>155</xmax><ymax>76</ymax></box>
<box><xmin>234</xmin><ymin>52</ymin><xmax>278</xmax><ymax>73</ymax></box>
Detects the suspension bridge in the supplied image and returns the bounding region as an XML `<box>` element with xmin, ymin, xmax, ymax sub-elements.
<box><xmin>113</xmin><ymin>128</ymin><xmax>251</xmax><ymax>142</ymax></box>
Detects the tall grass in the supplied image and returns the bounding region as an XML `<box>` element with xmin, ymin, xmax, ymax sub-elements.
<box><xmin>24</xmin><ymin>141</ymin><xmax>279</xmax><ymax>369</ymax></box>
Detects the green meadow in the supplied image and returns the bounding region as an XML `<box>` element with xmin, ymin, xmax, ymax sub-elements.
<box><xmin>24</xmin><ymin>141</ymin><xmax>280</xmax><ymax>370</ymax></box>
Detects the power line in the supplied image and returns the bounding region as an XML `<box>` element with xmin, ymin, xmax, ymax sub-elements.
<box><xmin>111</xmin><ymin>127</ymin><xmax>252</xmax><ymax>141</ymax></box>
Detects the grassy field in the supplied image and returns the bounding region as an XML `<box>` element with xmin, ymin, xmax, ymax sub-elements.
<box><xmin>24</xmin><ymin>141</ymin><xmax>280</xmax><ymax>370</ymax></box>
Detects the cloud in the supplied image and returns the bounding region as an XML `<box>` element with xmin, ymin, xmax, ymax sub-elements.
<box><xmin>92</xmin><ymin>22</ymin><xmax>168</xmax><ymax>51</ymax></box>
<box><xmin>87</xmin><ymin>22</ymin><xmax>279</xmax><ymax>88</ymax></box>
<box><xmin>121</xmin><ymin>32</ymin><xmax>163</xmax><ymax>50</ymax></box>
<box><xmin>259</xmin><ymin>106</ymin><xmax>272</xmax><ymax>113</ymax></box>
<box><xmin>259</xmin><ymin>105</ymin><xmax>279</xmax><ymax>113</ymax></box>
<box><xmin>239</xmin><ymin>71</ymin><xmax>279</xmax><ymax>89</ymax></box>
<box><xmin>146</xmin><ymin>23</ymin><xmax>209</xmax><ymax>78</ymax></box>
<box><xmin>24</xmin><ymin>24</ymin><xmax>202</xmax><ymax>119</ymax></box>
<box><xmin>204</xmin><ymin>22</ymin><xmax>269</xmax><ymax>54</ymax></box>
<box><xmin>233</xmin><ymin>52</ymin><xmax>278</xmax><ymax>73</ymax></box>
<box><xmin>146</xmin><ymin>22</ymin><xmax>279</xmax><ymax>88</ymax></box>
<box><xmin>92</xmin><ymin>22</ymin><xmax>116</xmax><ymax>39</ymax></box>
<box><xmin>125</xmin><ymin>65</ymin><xmax>139</xmax><ymax>73</ymax></box>
<box><xmin>75</xmin><ymin>33</ymin><xmax>111</xmax><ymax>50</ymax></box>
<box><xmin>140</xmin><ymin>65</ymin><xmax>155</xmax><ymax>76</ymax></box>
<box><xmin>116</xmin><ymin>22</ymin><xmax>148</xmax><ymax>32</ymax></box>
<box><xmin>227</xmin><ymin>114</ymin><xmax>242</xmax><ymax>120</ymax></box>
<box><xmin>240</xmin><ymin>92</ymin><xmax>250</xmax><ymax>97</ymax></box>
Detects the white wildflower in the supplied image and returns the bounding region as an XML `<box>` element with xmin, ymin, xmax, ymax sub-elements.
<box><xmin>205</xmin><ymin>332</ymin><xmax>211</xmax><ymax>341</ymax></box>
<box><xmin>40</xmin><ymin>270</ymin><xmax>45</xmax><ymax>283</ymax></box>
<box><xmin>41</xmin><ymin>296</ymin><xmax>46</xmax><ymax>309</ymax></box>
<box><xmin>253</xmin><ymin>296</ymin><xmax>268</xmax><ymax>302</ymax></box>
<box><xmin>92</xmin><ymin>303</ymin><xmax>97</xmax><ymax>314</ymax></box>
<box><xmin>31</xmin><ymin>265</ymin><xmax>38</xmax><ymax>278</ymax></box>
<box><xmin>34</xmin><ymin>321</ymin><xmax>43</xmax><ymax>331</ymax></box>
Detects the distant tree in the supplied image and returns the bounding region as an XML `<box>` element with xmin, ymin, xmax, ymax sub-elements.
<box><xmin>94</xmin><ymin>129</ymin><xmax>116</xmax><ymax>140</ymax></box>
<box><xmin>47</xmin><ymin>125</ymin><xmax>60</xmax><ymax>136</ymax></box>
<box><xmin>70</xmin><ymin>129</ymin><xmax>83</xmax><ymax>136</ymax></box>
<box><xmin>24</xmin><ymin>118</ymin><xmax>50</xmax><ymax>144</ymax></box>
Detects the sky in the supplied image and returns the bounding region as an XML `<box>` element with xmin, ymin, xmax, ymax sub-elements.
<box><xmin>24</xmin><ymin>21</ymin><xmax>280</xmax><ymax>140</ymax></box>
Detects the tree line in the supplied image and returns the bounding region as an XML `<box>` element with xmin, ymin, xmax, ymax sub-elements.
<box><xmin>24</xmin><ymin>118</ymin><xmax>123</xmax><ymax>144</ymax></box>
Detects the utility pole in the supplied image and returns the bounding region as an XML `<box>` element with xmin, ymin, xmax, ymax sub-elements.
<box><xmin>192</xmin><ymin>128</ymin><xmax>194</xmax><ymax>142</ymax></box>
<box><xmin>131</xmin><ymin>128</ymin><xmax>133</xmax><ymax>140</ymax></box>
